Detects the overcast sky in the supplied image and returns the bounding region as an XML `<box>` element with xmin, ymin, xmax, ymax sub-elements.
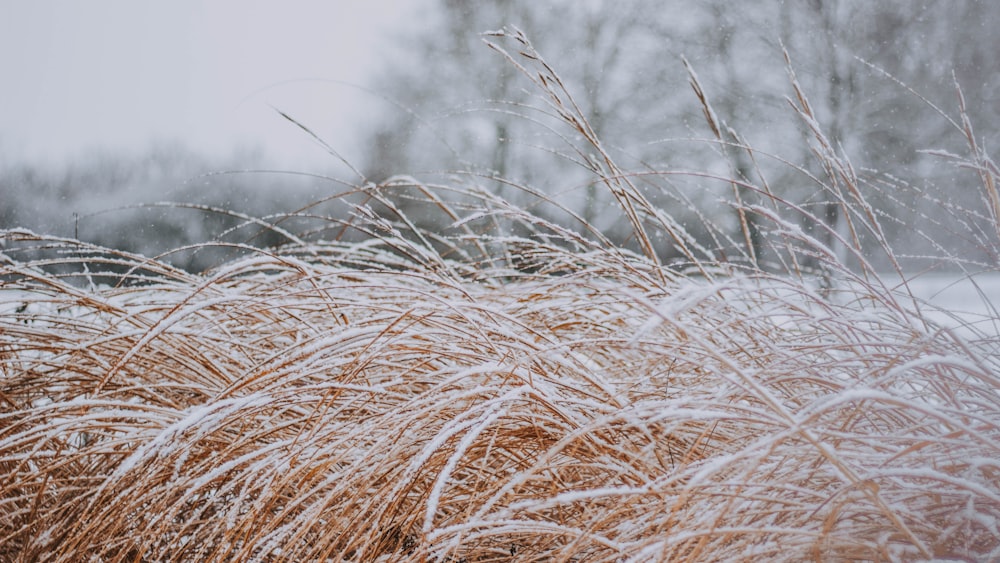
<box><xmin>0</xmin><ymin>1</ymin><xmax>419</xmax><ymax>168</ymax></box>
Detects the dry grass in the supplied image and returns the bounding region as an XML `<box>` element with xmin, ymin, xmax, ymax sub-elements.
<box><xmin>3</xmin><ymin>29</ymin><xmax>1000</xmax><ymax>562</ymax></box>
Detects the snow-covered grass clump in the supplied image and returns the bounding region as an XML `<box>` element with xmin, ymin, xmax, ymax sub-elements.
<box><xmin>3</xmin><ymin>232</ymin><xmax>999</xmax><ymax>561</ymax></box>
<box><xmin>3</xmin><ymin>31</ymin><xmax>1000</xmax><ymax>561</ymax></box>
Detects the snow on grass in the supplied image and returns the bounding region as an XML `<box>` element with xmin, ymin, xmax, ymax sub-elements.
<box><xmin>2</xmin><ymin>30</ymin><xmax>1000</xmax><ymax>561</ymax></box>
<box><xmin>3</xmin><ymin>233</ymin><xmax>998</xmax><ymax>561</ymax></box>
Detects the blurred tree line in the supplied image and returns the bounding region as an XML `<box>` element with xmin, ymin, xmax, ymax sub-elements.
<box><xmin>0</xmin><ymin>144</ymin><xmax>347</xmax><ymax>272</ymax></box>
<box><xmin>360</xmin><ymin>0</ymin><xmax>1000</xmax><ymax>270</ymax></box>
<box><xmin>2</xmin><ymin>1</ymin><xmax>998</xmax><ymax>272</ymax></box>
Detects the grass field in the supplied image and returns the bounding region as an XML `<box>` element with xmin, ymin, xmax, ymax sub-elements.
<box><xmin>2</xmin><ymin>31</ymin><xmax>1000</xmax><ymax>561</ymax></box>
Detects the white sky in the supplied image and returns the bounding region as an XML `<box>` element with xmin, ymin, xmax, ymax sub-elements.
<box><xmin>0</xmin><ymin>1</ymin><xmax>419</xmax><ymax>169</ymax></box>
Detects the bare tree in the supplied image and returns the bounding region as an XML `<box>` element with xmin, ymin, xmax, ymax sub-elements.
<box><xmin>361</xmin><ymin>0</ymin><xmax>1000</xmax><ymax>267</ymax></box>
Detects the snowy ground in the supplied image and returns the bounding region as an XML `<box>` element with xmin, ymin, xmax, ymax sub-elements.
<box><xmin>892</xmin><ymin>272</ymin><xmax>1000</xmax><ymax>338</ymax></box>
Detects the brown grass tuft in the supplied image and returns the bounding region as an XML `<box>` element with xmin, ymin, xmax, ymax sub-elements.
<box><xmin>3</xmin><ymin>234</ymin><xmax>999</xmax><ymax>561</ymax></box>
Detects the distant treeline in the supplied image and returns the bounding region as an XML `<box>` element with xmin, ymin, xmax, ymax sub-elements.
<box><xmin>3</xmin><ymin>1</ymin><xmax>999</xmax><ymax>274</ymax></box>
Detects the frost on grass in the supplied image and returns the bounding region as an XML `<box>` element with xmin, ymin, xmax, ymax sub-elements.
<box><xmin>3</xmin><ymin>231</ymin><xmax>999</xmax><ymax>561</ymax></box>
<box><xmin>3</xmin><ymin>30</ymin><xmax>1000</xmax><ymax>562</ymax></box>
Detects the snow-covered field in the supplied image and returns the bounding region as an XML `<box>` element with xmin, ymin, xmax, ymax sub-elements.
<box><xmin>900</xmin><ymin>272</ymin><xmax>1000</xmax><ymax>338</ymax></box>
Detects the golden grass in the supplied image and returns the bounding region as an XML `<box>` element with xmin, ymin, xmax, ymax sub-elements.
<box><xmin>2</xmin><ymin>29</ymin><xmax>1000</xmax><ymax>562</ymax></box>
<box><xmin>3</xmin><ymin>232</ymin><xmax>999</xmax><ymax>561</ymax></box>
